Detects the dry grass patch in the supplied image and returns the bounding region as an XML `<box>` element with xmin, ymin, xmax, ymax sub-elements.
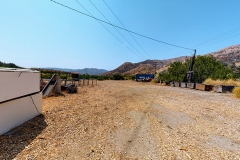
<box><xmin>151</xmin><ymin>79</ymin><xmax>157</xmax><ymax>83</ymax></box>
<box><xmin>203</xmin><ymin>78</ymin><xmax>240</xmax><ymax>87</ymax></box>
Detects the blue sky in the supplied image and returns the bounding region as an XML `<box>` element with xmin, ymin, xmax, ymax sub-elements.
<box><xmin>1</xmin><ymin>0</ymin><xmax>240</xmax><ymax>70</ymax></box>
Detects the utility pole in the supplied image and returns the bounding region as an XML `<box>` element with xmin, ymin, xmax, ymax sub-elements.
<box><xmin>154</xmin><ymin>62</ymin><xmax>157</xmax><ymax>74</ymax></box>
<box><xmin>183</xmin><ymin>49</ymin><xmax>196</xmax><ymax>82</ymax></box>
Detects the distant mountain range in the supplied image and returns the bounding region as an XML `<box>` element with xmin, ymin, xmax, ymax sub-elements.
<box><xmin>3</xmin><ymin>44</ymin><xmax>240</xmax><ymax>76</ymax></box>
<box><xmin>103</xmin><ymin>44</ymin><xmax>240</xmax><ymax>76</ymax></box>
<box><xmin>45</xmin><ymin>68</ymin><xmax>108</xmax><ymax>75</ymax></box>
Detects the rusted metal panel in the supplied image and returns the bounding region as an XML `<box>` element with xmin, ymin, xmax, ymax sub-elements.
<box><xmin>187</xmin><ymin>83</ymin><xmax>195</xmax><ymax>89</ymax></box>
<box><xmin>181</xmin><ymin>82</ymin><xmax>187</xmax><ymax>88</ymax></box>
<box><xmin>195</xmin><ymin>84</ymin><xmax>213</xmax><ymax>91</ymax></box>
<box><xmin>214</xmin><ymin>85</ymin><xmax>235</xmax><ymax>93</ymax></box>
<box><xmin>175</xmin><ymin>82</ymin><xmax>181</xmax><ymax>87</ymax></box>
<box><xmin>195</xmin><ymin>83</ymin><xmax>205</xmax><ymax>90</ymax></box>
<box><xmin>205</xmin><ymin>85</ymin><xmax>213</xmax><ymax>91</ymax></box>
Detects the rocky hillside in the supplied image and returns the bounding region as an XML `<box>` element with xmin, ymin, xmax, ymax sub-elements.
<box><xmin>104</xmin><ymin>44</ymin><xmax>240</xmax><ymax>76</ymax></box>
<box><xmin>209</xmin><ymin>44</ymin><xmax>240</xmax><ymax>66</ymax></box>
<box><xmin>103</xmin><ymin>57</ymin><xmax>190</xmax><ymax>76</ymax></box>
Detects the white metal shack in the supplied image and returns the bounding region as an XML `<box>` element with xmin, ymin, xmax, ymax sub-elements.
<box><xmin>0</xmin><ymin>68</ymin><xmax>42</xmax><ymax>135</ymax></box>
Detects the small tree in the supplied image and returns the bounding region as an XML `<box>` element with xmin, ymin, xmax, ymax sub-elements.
<box><xmin>159</xmin><ymin>55</ymin><xmax>236</xmax><ymax>83</ymax></box>
<box><xmin>131</xmin><ymin>75</ymin><xmax>136</xmax><ymax>80</ymax></box>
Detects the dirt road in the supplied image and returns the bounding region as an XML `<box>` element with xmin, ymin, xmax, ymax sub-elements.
<box><xmin>1</xmin><ymin>80</ymin><xmax>240</xmax><ymax>159</ymax></box>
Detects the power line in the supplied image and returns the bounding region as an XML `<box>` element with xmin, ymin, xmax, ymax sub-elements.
<box><xmin>75</xmin><ymin>0</ymin><xmax>144</xmax><ymax>60</ymax></box>
<box><xmin>88</xmin><ymin>0</ymin><xmax>147</xmax><ymax>59</ymax></box>
<box><xmin>197</xmin><ymin>32</ymin><xmax>240</xmax><ymax>50</ymax></box>
<box><xmin>50</xmin><ymin>0</ymin><xmax>195</xmax><ymax>51</ymax></box>
<box><xmin>194</xmin><ymin>26</ymin><xmax>240</xmax><ymax>48</ymax></box>
<box><xmin>102</xmin><ymin>0</ymin><xmax>152</xmax><ymax>59</ymax></box>
<box><xmin>162</xmin><ymin>26</ymin><xmax>240</xmax><ymax>59</ymax></box>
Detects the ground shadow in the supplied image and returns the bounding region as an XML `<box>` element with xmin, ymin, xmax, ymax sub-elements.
<box><xmin>0</xmin><ymin>114</ymin><xmax>47</xmax><ymax>159</ymax></box>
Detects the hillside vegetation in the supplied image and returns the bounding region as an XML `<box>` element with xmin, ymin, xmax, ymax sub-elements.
<box><xmin>0</xmin><ymin>61</ymin><xmax>23</xmax><ymax>68</ymax></box>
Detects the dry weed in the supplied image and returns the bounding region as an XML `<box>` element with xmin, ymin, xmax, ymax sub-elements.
<box><xmin>203</xmin><ymin>78</ymin><xmax>240</xmax><ymax>86</ymax></box>
<box><xmin>151</xmin><ymin>79</ymin><xmax>156</xmax><ymax>83</ymax></box>
<box><xmin>233</xmin><ymin>87</ymin><xmax>240</xmax><ymax>98</ymax></box>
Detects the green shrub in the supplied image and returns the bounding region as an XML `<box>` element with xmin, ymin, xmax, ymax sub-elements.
<box><xmin>97</xmin><ymin>76</ymin><xmax>105</xmax><ymax>81</ymax></box>
<box><xmin>159</xmin><ymin>55</ymin><xmax>237</xmax><ymax>83</ymax></box>
<box><xmin>113</xmin><ymin>74</ymin><xmax>124</xmax><ymax>80</ymax></box>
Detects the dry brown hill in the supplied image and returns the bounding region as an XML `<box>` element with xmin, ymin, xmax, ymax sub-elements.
<box><xmin>103</xmin><ymin>44</ymin><xmax>240</xmax><ymax>76</ymax></box>
<box><xmin>103</xmin><ymin>57</ymin><xmax>189</xmax><ymax>76</ymax></box>
<box><xmin>209</xmin><ymin>44</ymin><xmax>240</xmax><ymax>66</ymax></box>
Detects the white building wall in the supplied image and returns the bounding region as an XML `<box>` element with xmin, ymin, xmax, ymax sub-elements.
<box><xmin>0</xmin><ymin>68</ymin><xmax>42</xmax><ymax>135</ymax></box>
<box><xmin>0</xmin><ymin>70</ymin><xmax>40</xmax><ymax>102</ymax></box>
<box><xmin>0</xmin><ymin>93</ymin><xmax>42</xmax><ymax>135</ymax></box>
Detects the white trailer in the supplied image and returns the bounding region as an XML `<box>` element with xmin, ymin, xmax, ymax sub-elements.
<box><xmin>0</xmin><ymin>68</ymin><xmax>42</xmax><ymax>135</ymax></box>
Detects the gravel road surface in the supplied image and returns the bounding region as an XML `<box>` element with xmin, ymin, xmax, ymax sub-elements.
<box><xmin>1</xmin><ymin>80</ymin><xmax>240</xmax><ymax>159</ymax></box>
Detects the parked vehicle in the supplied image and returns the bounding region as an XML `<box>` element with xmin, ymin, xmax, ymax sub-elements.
<box><xmin>136</xmin><ymin>74</ymin><xmax>154</xmax><ymax>82</ymax></box>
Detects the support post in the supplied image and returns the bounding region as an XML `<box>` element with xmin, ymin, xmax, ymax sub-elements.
<box><xmin>154</xmin><ymin>62</ymin><xmax>157</xmax><ymax>74</ymax></box>
<box><xmin>53</xmin><ymin>75</ymin><xmax>61</xmax><ymax>94</ymax></box>
<box><xmin>65</xmin><ymin>73</ymin><xmax>67</xmax><ymax>86</ymax></box>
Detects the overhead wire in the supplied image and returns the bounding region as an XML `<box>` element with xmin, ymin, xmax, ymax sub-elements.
<box><xmin>50</xmin><ymin>0</ymin><xmax>195</xmax><ymax>51</ymax></box>
<box><xmin>102</xmin><ymin>0</ymin><xmax>152</xmax><ymax>59</ymax></box>
<box><xmin>194</xmin><ymin>26</ymin><xmax>240</xmax><ymax>49</ymax></box>
<box><xmin>75</xmin><ymin>0</ymin><xmax>144</xmax><ymax>60</ymax></box>
<box><xmin>196</xmin><ymin>32</ymin><xmax>240</xmax><ymax>50</ymax></box>
<box><xmin>162</xmin><ymin>26</ymin><xmax>240</xmax><ymax>59</ymax></box>
<box><xmin>88</xmin><ymin>0</ymin><xmax>147</xmax><ymax>59</ymax></box>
